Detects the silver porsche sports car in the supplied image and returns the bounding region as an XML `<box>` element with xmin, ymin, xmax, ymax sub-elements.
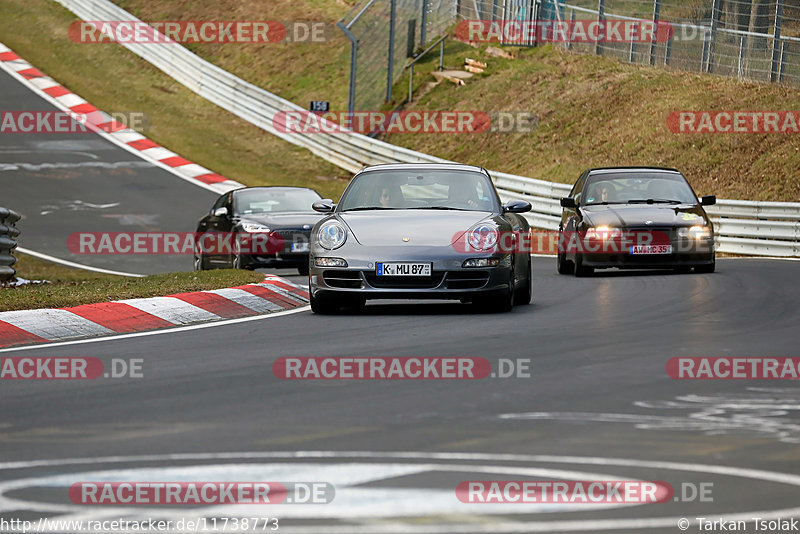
<box><xmin>308</xmin><ymin>163</ymin><xmax>532</xmax><ymax>313</ymax></box>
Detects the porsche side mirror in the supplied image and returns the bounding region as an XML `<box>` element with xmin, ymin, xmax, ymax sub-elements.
<box><xmin>560</xmin><ymin>197</ymin><xmax>576</xmax><ymax>208</ymax></box>
<box><xmin>503</xmin><ymin>199</ymin><xmax>532</xmax><ymax>213</ymax></box>
<box><xmin>700</xmin><ymin>195</ymin><xmax>716</xmax><ymax>206</ymax></box>
<box><xmin>312</xmin><ymin>199</ymin><xmax>336</xmax><ymax>213</ymax></box>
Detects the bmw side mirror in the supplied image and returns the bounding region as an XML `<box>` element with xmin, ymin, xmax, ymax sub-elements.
<box><xmin>213</xmin><ymin>207</ymin><xmax>228</xmax><ymax>217</ymax></box>
<box><xmin>700</xmin><ymin>195</ymin><xmax>716</xmax><ymax>206</ymax></box>
<box><xmin>503</xmin><ymin>199</ymin><xmax>532</xmax><ymax>213</ymax></box>
<box><xmin>560</xmin><ymin>197</ymin><xmax>576</xmax><ymax>208</ymax></box>
<box><xmin>312</xmin><ymin>199</ymin><xmax>336</xmax><ymax>213</ymax></box>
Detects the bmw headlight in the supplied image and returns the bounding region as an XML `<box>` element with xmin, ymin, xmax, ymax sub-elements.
<box><xmin>318</xmin><ymin>222</ymin><xmax>347</xmax><ymax>250</ymax></box>
<box><xmin>467</xmin><ymin>224</ymin><xmax>498</xmax><ymax>251</ymax></box>
<box><xmin>241</xmin><ymin>223</ymin><xmax>271</xmax><ymax>233</ymax></box>
<box><xmin>678</xmin><ymin>225</ymin><xmax>711</xmax><ymax>239</ymax></box>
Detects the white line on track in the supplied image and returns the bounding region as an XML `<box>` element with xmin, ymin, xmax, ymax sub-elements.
<box><xmin>16</xmin><ymin>247</ymin><xmax>145</xmax><ymax>277</ymax></box>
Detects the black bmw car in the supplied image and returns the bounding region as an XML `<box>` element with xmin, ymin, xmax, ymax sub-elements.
<box><xmin>308</xmin><ymin>163</ymin><xmax>532</xmax><ymax>313</ymax></box>
<box><xmin>558</xmin><ymin>167</ymin><xmax>716</xmax><ymax>276</ymax></box>
<box><xmin>194</xmin><ymin>186</ymin><xmax>323</xmax><ymax>274</ymax></box>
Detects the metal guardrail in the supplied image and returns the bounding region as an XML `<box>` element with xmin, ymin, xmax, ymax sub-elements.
<box><xmin>0</xmin><ymin>208</ymin><xmax>21</xmax><ymax>282</ymax></box>
<box><xmin>54</xmin><ymin>0</ymin><xmax>800</xmax><ymax>257</ymax></box>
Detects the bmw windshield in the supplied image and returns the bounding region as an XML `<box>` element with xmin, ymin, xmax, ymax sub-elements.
<box><xmin>583</xmin><ymin>173</ymin><xmax>699</xmax><ymax>205</ymax></box>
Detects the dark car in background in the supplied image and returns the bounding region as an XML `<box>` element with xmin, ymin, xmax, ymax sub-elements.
<box><xmin>558</xmin><ymin>167</ymin><xmax>716</xmax><ymax>276</ymax></box>
<box><xmin>308</xmin><ymin>163</ymin><xmax>532</xmax><ymax>314</ymax></box>
<box><xmin>194</xmin><ymin>186</ymin><xmax>323</xmax><ymax>274</ymax></box>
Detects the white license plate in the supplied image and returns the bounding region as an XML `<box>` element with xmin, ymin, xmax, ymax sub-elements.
<box><xmin>291</xmin><ymin>242</ymin><xmax>309</xmax><ymax>253</ymax></box>
<box><xmin>629</xmin><ymin>245</ymin><xmax>673</xmax><ymax>255</ymax></box>
<box><xmin>377</xmin><ymin>262</ymin><xmax>432</xmax><ymax>276</ymax></box>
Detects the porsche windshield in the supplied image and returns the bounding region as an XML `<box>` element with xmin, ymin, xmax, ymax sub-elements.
<box><xmin>583</xmin><ymin>173</ymin><xmax>698</xmax><ymax>205</ymax></box>
<box><xmin>338</xmin><ymin>170</ymin><xmax>499</xmax><ymax>212</ymax></box>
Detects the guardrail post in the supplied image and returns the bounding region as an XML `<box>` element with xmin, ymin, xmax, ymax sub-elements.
<box><xmin>649</xmin><ymin>0</ymin><xmax>661</xmax><ymax>65</ymax></box>
<box><xmin>706</xmin><ymin>0</ymin><xmax>721</xmax><ymax>73</ymax></box>
<box><xmin>770</xmin><ymin>0</ymin><xmax>784</xmax><ymax>82</ymax></box>
<box><xmin>595</xmin><ymin>0</ymin><xmax>605</xmax><ymax>55</ymax></box>
<box><xmin>0</xmin><ymin>207</ymin><xmax>21</xmax><ymax>282</ymax></box>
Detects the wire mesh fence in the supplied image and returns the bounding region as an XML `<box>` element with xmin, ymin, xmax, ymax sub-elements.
<box><xmin>339</xmin><ymin>0</ymin><xmax>800</xmax><ymax>113</ymax></box>
<box><xmin>339</xmin><ymin>0</ymin><xmax>455</xmax><ymax>112</ymax></box>
<box><xmin>456</xmin><ymin>0</ymin><xmax>800</xmax><ymax>84</ymax></box>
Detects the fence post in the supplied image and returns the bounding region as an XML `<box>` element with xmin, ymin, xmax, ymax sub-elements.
<box><xmin>421</xmin><ymin>0</ymin><xmax>428</xmax><ymax>45</ymax></box>
<box><xmin>629</xmin><ymin>22</ymin><xmax>637</xmax><ymax>62</ymax></box>
<box><xmin>664</xmin><ymin>31</ymin><xmax>672</xmax><ymax>65</ymax></box>
<box><xmin>0</xmin><ymin>207</ymin><xmax>21</xmax><ymax>283</ymax></box>
<box><xmin>337</xmin><ymin>22</ymin><xmax>358</xmax><ymax>114</ymax></box>
<box><xmin>779</xmin><ymin>40</ymin><xmax>786</xmax><ymax>82</ymax></box>
<box><xmin>595</xmin><ymin>0</ymin><xmax>605</xmax><ymax>55</ymax></box>
<box><xmin>386</xmin><ymin>0</ymin><xmax>397</xmax><ymax>103</ymax></box>
<box><xmin>770</xmin><ymin>0</ymin><xmax>784</xmax><ymax>82</ymax></box>
<box><xmin>701</xmin><ymin>30</ymin><xmax>709</xmax><ymax>71</ymax></box>
<box><xmin>737</xmin><ymin>35</ymin><xmax>745</xmax><ymax>80</ymax></box>
<box><xmin>706</xmin><ymin>0</ymin><xmax>721</xmax><ymax>73</ymax></box>
<box><xmin>649</xmin><ymin>0</ymin><xmax>661</xmax><ymax>65</ymax></box>
<box><xmin>568</xmin><ymin>9</ymin><xmax>576</xmax><ymax>50</ymax></box>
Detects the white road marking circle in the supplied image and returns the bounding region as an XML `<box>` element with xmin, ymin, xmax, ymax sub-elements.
<box><xmin>1</xmin><ymin>451</ymin><xmax>800</xmax><ymax>532</ymax></box>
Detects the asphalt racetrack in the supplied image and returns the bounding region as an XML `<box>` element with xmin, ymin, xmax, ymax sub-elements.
<box><xmin>0</xmin><ymin>66</ymin><xmax>217</xmax><ymax>275</ymax></box>
<box><xmin>2</xmin><ymin>256</ymin><xmax>800</xmax><ymax>532</ymax></box>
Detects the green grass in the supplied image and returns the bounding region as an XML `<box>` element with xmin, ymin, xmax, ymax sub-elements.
<box><xmin>1</xmin><ymin>253</ymin><xmax>265</xmax><ymax>312</ymax></box>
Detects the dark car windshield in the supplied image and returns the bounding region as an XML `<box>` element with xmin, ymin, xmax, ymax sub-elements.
<box><xmin>233</xmin><ymin>189</ymin><xmax>321</xmax><ymax>215</ymax></box>
<box><xmin>337</xmin><ymin>170</ymin><xmax>499</xmax><ymax>212</ymax></box>
<box><xmin>583</xmin><ymin>173</ymin><xmax>699</xmax><ymax>205</ymax></box>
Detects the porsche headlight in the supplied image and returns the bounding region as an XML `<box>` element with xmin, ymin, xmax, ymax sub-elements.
<box><xmin>241</xmin><ymin>223</ymin><xmax>271</xmax><ymax>233</ymax></box>
<box><xmin>318</xmin><ymin>222</ymin><xmax>347</xmax><ymax>250</ymax></box>
<box><xmin>468</xmin><ymin>224</ymin><xmax>498</xmax><ymax>251</ymax></box>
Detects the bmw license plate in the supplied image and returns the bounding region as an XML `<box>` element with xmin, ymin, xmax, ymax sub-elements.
<box><xmin>376</xmin><ymin>262</ymin><xmax>432</xmax><ymax>276</ymax></box>
<box><xmin>629</xmin><ymin>245</ymin><xmax>673</xmax><ymax>254</ymax></box>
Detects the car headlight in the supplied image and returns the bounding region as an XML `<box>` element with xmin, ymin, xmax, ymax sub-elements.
<box><xmin>678</xmin><ymin>225</ymin><xmax>711</xmax><ymax>239</ymax></box>
<box><xmin>586</xmin><ymin>226</ymin><xmax>620</xmax><ymax>240</ymax></box>
<box><xmin>467</xmin><ymin>224</ymin><xmax>498</xmax><ymax>251</ymax></box>
<box><xmin>241</xmin><ymin>223</ymin><xmax>271</xmax><ymax>233</ymax></box>
<box><xmin>317</xmin><ymin>222</ymin><xmax>347</xmax><ymax>250</ymax></box>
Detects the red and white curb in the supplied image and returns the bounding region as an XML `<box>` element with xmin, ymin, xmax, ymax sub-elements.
<box><xmin>0</xmin><ymin>42</ymin><xmax>243</xmax><ymax>195</ymax></box>
<box><xmin>0</xmin><ymin>275</ymin><xmax>308</xmax><ymax>349</ymax></box>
